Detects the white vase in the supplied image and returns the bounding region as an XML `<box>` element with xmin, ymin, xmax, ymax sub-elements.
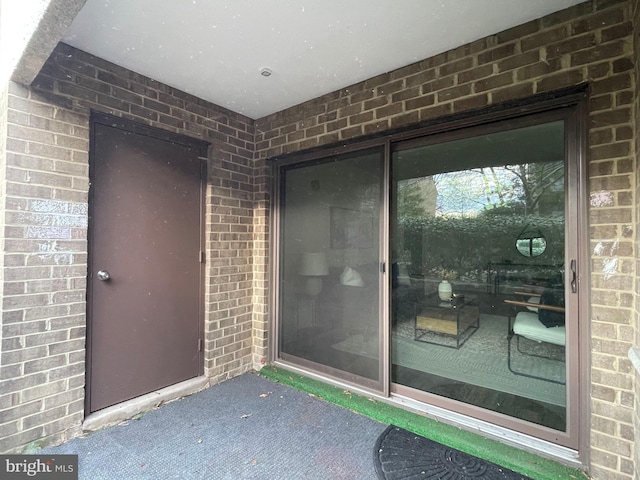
<box><xmin>438</xmin><ymin>280</ymin><xmax>452</xmax><ymax>301</ymax></box>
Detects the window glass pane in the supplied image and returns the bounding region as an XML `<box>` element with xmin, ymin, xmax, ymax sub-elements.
<box><xmin>280</xmin><ymin>149</ymin><xmax>383</xmax><ymax>382</ymax></box>
<box><xmin>391</xmin><ymin>121</ymin><xmax>566</xmax><ymax>431</ymax></box>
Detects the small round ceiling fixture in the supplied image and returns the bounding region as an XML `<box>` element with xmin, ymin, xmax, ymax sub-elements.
<box><xmin>260</xmin><ymin>67</ymin><xmax>272</xmax><ymax>77</ymax></box>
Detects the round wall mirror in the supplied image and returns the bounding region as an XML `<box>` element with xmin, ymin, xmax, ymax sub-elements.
<box><xmin>515</xmin><ymin>226</ymin><xmax>547</xmax><ymax>257</ymax></box>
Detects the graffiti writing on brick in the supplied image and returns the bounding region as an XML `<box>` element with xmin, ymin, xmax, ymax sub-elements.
<box><xmin>37</xmin><ymin>240</ymin><xmax>75</xmax><ymax>265</ymax></box>
<box><xmin>22</xmin><ymin>213</ymin><xmax>87</xmax><ymax>228</ymax></box>
<box><xmin>19</xmin><ymin>199</ymin><xmax>87</xmax><ymax>231</ymax></box>
<box><xmin>20</xmin><ymin>201</ymin><xmax>88</xmax><ymax>232</ymax></box>
<box><xmin>26</xmin><ymin>226</ymin><xmax>71</xmax><ymax>239</ymax></box>
<box><xmin>31</xmin><ymin>200</ymin><xmax>88</xmax><ymax>215</ymax></box>
<box><xmin>19</xmin><ymin>200</ymin><xmax>87</xmax><ymax>263</ymax></box>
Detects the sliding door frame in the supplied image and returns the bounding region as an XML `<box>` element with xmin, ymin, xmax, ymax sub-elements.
<box><xmin>271</xmin><ymin>140</ymin><xmax>391</xmax><ymax>395</ymax></box>
<box><xmin>389</xmin><ymin>102</ymin><xmax>586</xmax><ymax>450</ymax></box>
<box><xmin>269</xmin><ymin>88</ymin><xmax>588</xmax><ymax>457</ymax></box>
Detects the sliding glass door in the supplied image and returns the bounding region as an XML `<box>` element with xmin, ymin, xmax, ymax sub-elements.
<box><xmin>278</xmin><ymin>147</ymin><xmax>384</xmax><ymax>389</ymax></box>
<box><xmin>275</xmin><ymin>99</ymin><xmax>584</xmax><ymax>449</ymax></box>
<box><xmin>391</xmin><ymin>114</ymin><xmax>577</xmax><ymax>439</ymax></box>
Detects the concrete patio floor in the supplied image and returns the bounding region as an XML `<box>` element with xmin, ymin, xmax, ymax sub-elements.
<box><xmin>36</xmin><ymin>368</ymin><xmax>584</xmax><ymax>479</ymax></box>
<box><xmin>38</xmin><ymin>372</ymin><xmax>388</xmax><ymax>479</ymax></box>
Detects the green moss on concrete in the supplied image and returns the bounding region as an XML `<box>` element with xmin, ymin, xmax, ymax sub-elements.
<box><xmin>259</xmin><ymin>366</ymin><xmax>585</xmax><ymax>480</ymax></box>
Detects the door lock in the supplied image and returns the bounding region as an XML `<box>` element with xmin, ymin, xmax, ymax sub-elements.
<box><xmin>97</xmin><ymin>270</ymin><xmax>111</xmax><ymax>281</ymax></box>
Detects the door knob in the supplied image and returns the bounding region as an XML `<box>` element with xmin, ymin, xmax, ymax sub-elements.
<box><xmin>97</xmin><ymin>270</ymin><xmax>111</xmax><ymax>281</ymax></box>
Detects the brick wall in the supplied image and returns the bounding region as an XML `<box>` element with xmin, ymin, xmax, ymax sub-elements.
<box><xmin>1</xmin><ymin>0</ymin><xmax>638</xmax><ymax>476</ymax></box>
<box><xmin>251</xmin><ymin>155</ymin><xmax>270</xmax><ymax>366</ymax></box>
<box><xmin>254</xmin><ymin>1</ymin><xmax>635</xmax><ymax>477</ymax></box>
<box><xmin>0</xmin><ymin>43</ymin><xmax>256</xmax><ymax>452</ymax></box>
<box><xmin>1</xmin><ymin>79</ymin><xmax>89</xmax><ymax>452</ymax></box>
<box><xmin>633</xmin><ymin>0</ymin><xmax>640</xmax><ymax>477</ymax></box>
<box><xmin>0</xmin><ymin>86</ymin><xmax>8</xmax><ymax>443</ymax></box>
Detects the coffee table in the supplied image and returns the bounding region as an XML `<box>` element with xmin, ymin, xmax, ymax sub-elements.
<box><xmin>414</xmin><ymin>295</ymin><xmax>480</xmax><ymax>348</ymax></box>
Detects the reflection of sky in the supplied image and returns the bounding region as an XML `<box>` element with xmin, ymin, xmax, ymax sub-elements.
<box><xmin>434</xmin><ymin>168</ymin><xmax>520</xmax><ymax>216</ymax></box>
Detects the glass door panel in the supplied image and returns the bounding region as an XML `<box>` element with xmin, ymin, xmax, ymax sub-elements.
<box><xmin>391</xmin><ymin>121</ymin><xmax>567</xmax><ymax>431</ymax></box>
<box><xmin>279</xmin><ymin>148</ymin><xmax>384</xmax><ymax>387</ymax></box>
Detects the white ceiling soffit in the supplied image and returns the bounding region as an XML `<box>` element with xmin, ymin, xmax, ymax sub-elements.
<box><xmin>62</xmin><ymin>0</ymin><xmax>586</xmax><ymax>119</ymax></box>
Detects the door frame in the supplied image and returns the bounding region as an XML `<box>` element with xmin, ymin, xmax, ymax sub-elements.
<box><xmin>269</xmin><ymin>87</ymin><xmax>589</xmax><ymax>458</ymax></box>
<box><xmin>85</xmin><ymin>111</ymin><xmax>209</xmax><ymax>413</ymax></box>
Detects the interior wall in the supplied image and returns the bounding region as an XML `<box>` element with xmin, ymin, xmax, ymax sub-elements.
<box><xmin>255</xmin><ymin>1</ymin><xmax>636</xmax><ymax>476</ymax></box>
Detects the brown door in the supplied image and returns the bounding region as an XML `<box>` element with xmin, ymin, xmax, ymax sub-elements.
<box><xmin>87</xmin><ymin>113</ymin><xmax>208</xmax><ymax>413</ymax></box>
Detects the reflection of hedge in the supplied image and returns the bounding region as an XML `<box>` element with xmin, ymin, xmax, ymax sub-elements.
<box><xmin>400</xmin><ymin>215</ymin><xmax>564</xmax><ymax>281</ymax></box>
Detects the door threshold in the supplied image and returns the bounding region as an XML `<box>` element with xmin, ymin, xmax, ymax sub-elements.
<box><xmin>83</xmin><ymin>376</ymin><xmax>209</xmax><ymax>432</ymax></box>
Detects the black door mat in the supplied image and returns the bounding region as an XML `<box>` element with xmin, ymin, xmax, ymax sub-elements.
<box><xmin>374</xmin><ymin>426</ymin><xmax>533</xmax><ymax>479</ymax></box>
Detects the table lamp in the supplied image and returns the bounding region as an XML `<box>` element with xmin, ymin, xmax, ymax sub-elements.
<box><xmin>300</xmin><ymin>252</ymin><xmax>329</xmax><ymax>296</ymax></box>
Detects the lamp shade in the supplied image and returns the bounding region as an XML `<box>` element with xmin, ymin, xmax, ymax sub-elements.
<box><xmin>299</xmin><ymin>252</ymin><xmax>329</xmax><ymax>276</ymax></box>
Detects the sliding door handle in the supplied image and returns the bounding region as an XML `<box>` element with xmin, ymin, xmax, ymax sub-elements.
<box><xmin>570</xmin><ymin>259</ymin><xmax>577</xmax><ymax>293</ymax></box>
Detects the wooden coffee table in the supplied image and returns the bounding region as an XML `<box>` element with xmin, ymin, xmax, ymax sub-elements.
<box><xmin>415</xmin><ymin>295</ymin><xmax>480</xmax><ymax>348</ymax></box>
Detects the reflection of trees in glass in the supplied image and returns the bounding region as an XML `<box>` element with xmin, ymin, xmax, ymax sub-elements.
<box><xmin>396</xmin><ymin>177</ymin><xmax>437</xmax><ymax>219</ymax></box>
<box><xmin>395</xmin><ymin>161</ymin><xmax>565</xmax><ymax>282</ymax></box>
<box><xmin>504</xmin><ymin>161</ymin><xmax>564</xmax><ymax>215</ymax></box>
<box><xmin>429</xmin><ymin>162</ymin><xmax>564</xmax><ymax>218</ymax></box>
<box><xmin>400</xmin><ymin>214</ymin><xmax>565</xmax><ymax>282</ymax></box>
<box><xmin>433</xmin><ymin>169</ymin><xmax>517</xmax><ymax>217</ymax></box>
<box><xmin>397</xmin><ymin>181</ymin><xmax>424</xmax><ymax>218</ymax></box>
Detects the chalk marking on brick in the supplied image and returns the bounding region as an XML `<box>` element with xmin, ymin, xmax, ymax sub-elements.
<box><xmin>594</xmin><ymin>242</ymin><xmax>604</xmax><ymax>256</ymax></box>
<box><xmin>26</xmin><ymin>226</ymin><xmax>71</xmax><ymax>239</ymax></box>
<box><xmin>603</xmin><ymin>258</ymin><xmax>618</xmax><ymax>280</ymax></box>
<box><xmin>590</xmin><ymin>191</ymin><xmax>615</xmax><ymax>208</ymax></box>
<box><xmin>595</xmin><ymin>238</ymin><xmax>620</xmax><ymax>279</ymax></box>
<box><xmin>36</xmin><ymin>240</ymin><xmax>74</xmax><ymax>265</ymax></box>
<box><xmin>19</xmin><ymin>213</ymin><xmax>87</xmax><ymax>228</ymax></box>
<box><xmin>30</xmin><ymin>199</ymin><xmax>88</xmax><ymax>215</ymax></box>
